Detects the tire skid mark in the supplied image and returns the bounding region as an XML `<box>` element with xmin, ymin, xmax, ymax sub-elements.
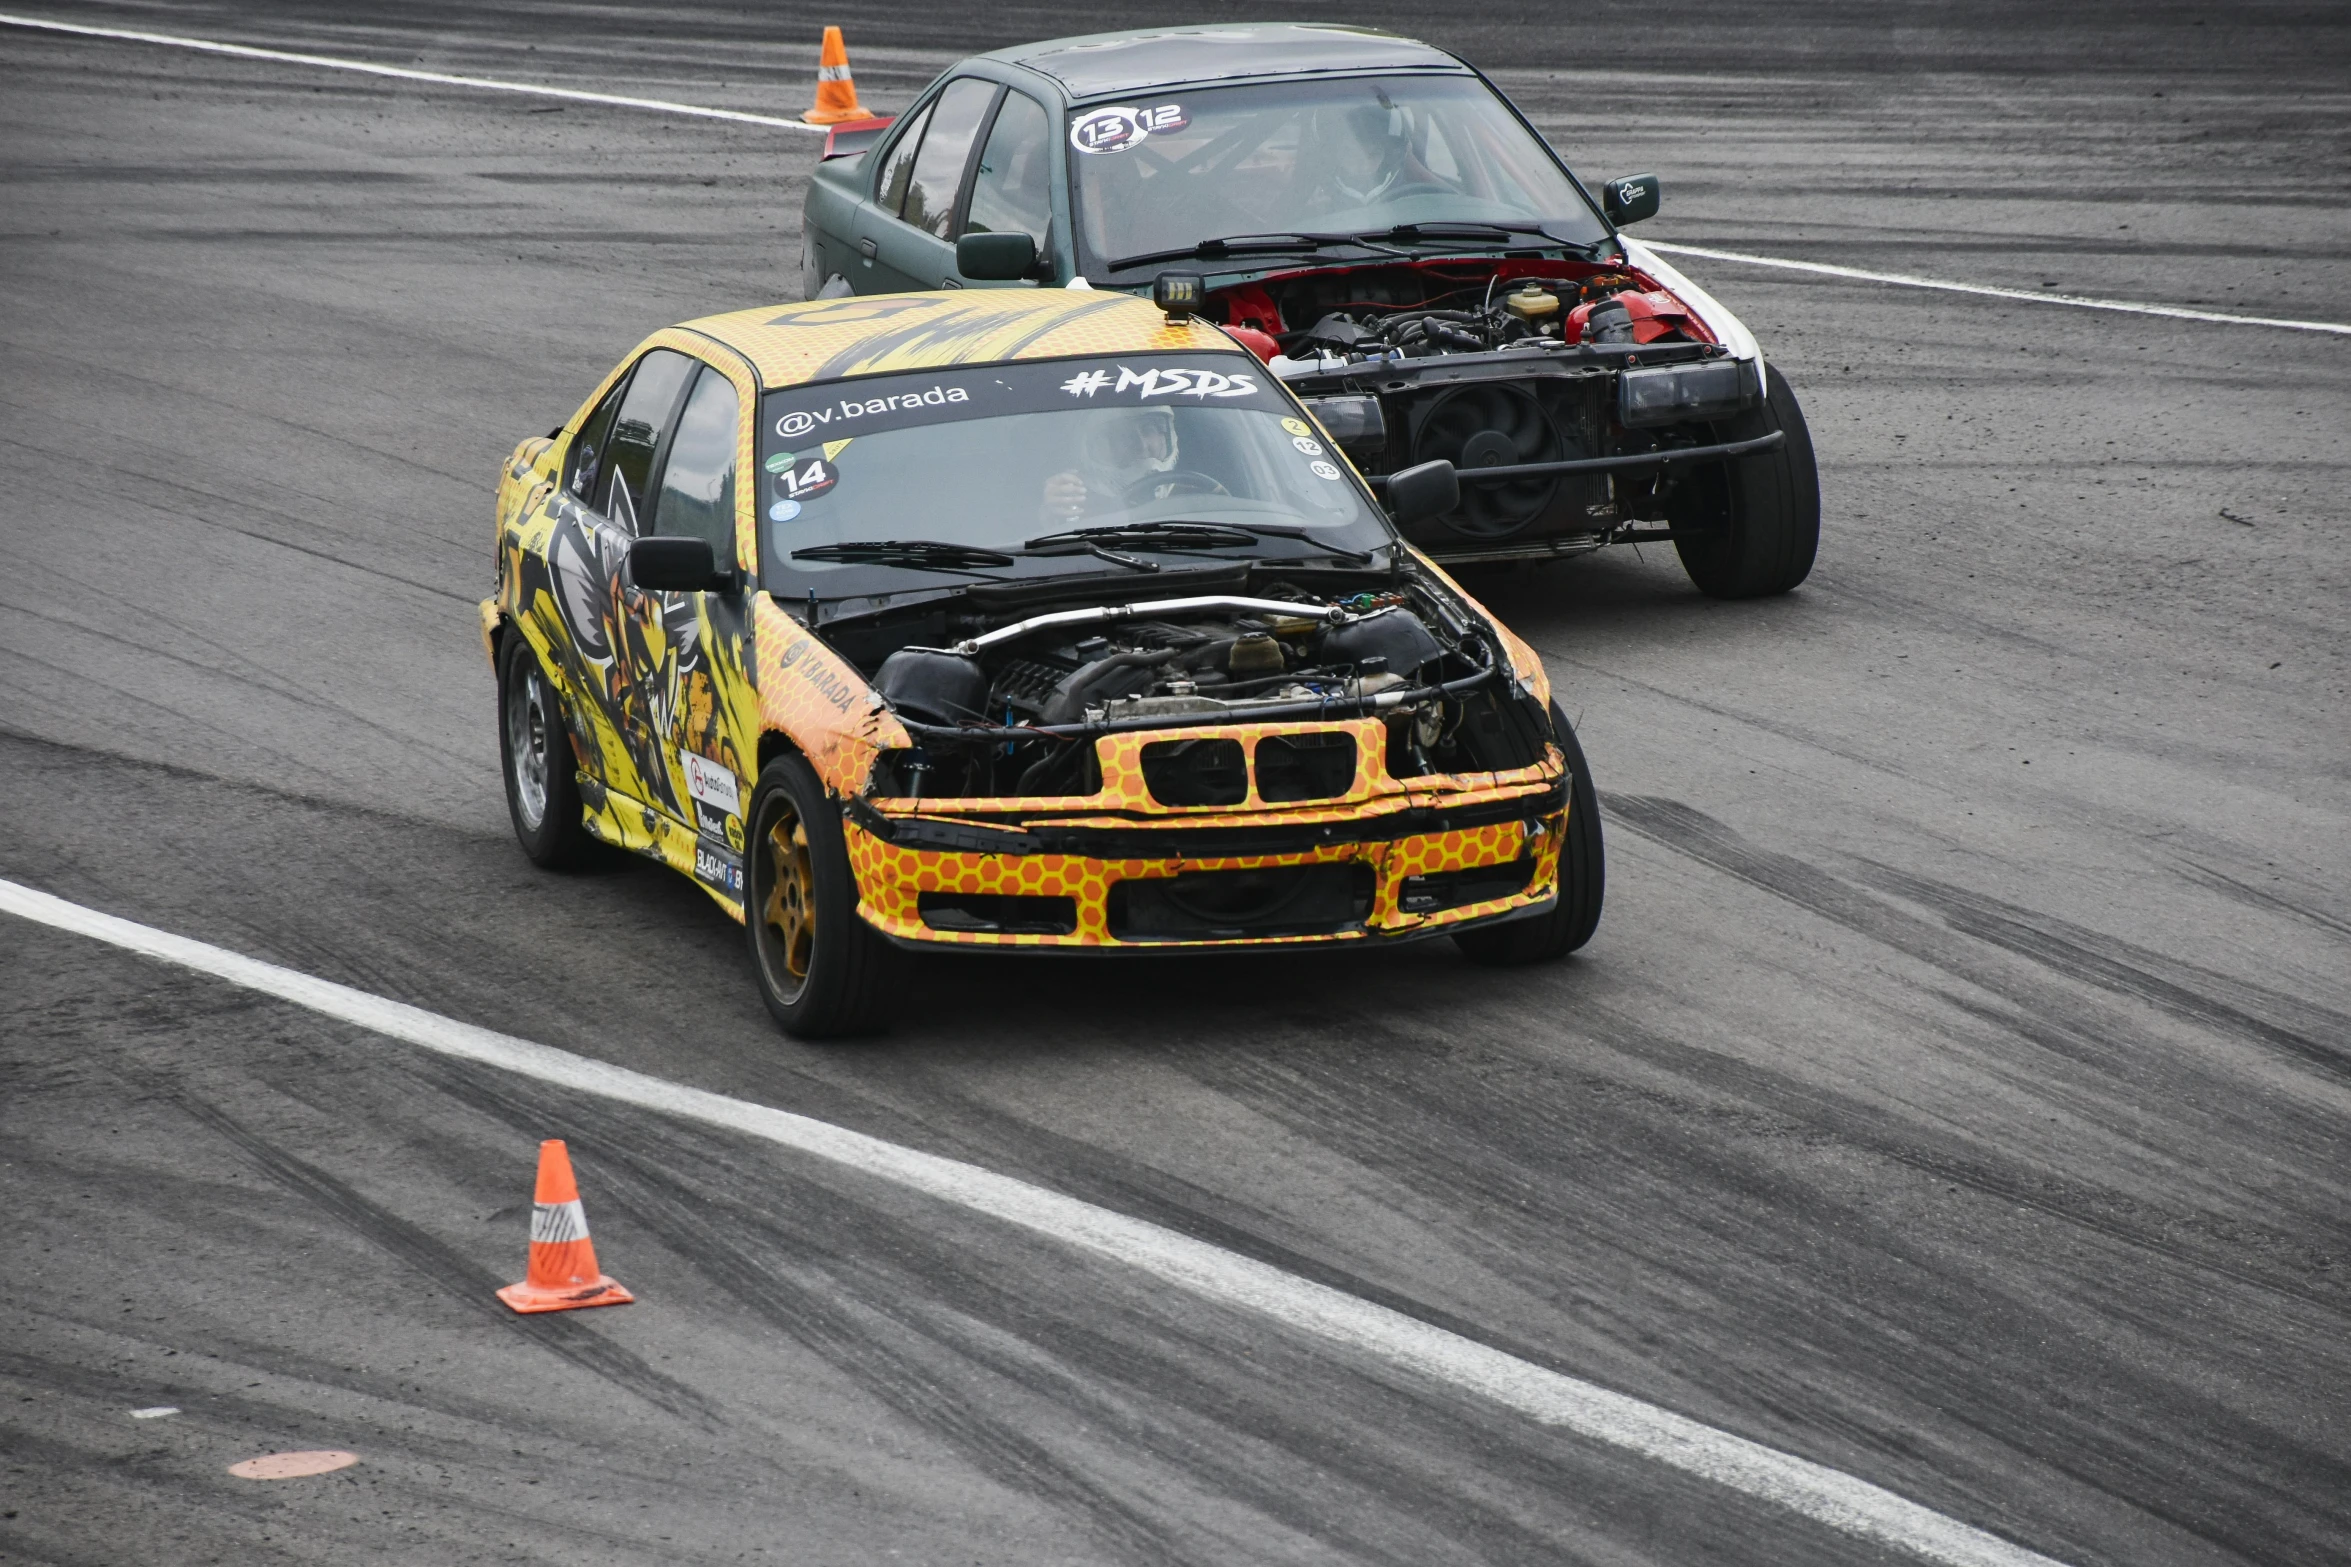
<box><xmin>0</xmin><ymin>1319</ymin><xmax>526</xmax><ymax>1462</ymax></box>
<box><xmin>1706</xmin><ymin>985</ymin><xmax>2349</xmax><ymax>1320</ymax></box>
<box><xmin>168</xmin><ymin>1092</ymin><xmax>717</xmax><ymax>1428</ymax></box>
<box><xmin>0</xmin><ymin>1380</ymin><xmax>747</xmax><ymax>1567</ymax></box>
<box><xmin>1605</xmin><ymin>794</ymin><xmax>2349</xmax><ymax>1087</ymax></box>
<box><xmin>4</xmin><ymin>1301</ymin><xmax>772</xmax><ymax>1539</ymax></box>
<box><xmin>2171</xmin><ymin>858</ymin><xmax>2351</xmax><ymax>943</ymax></box>
<box><xmin>453</xmin><ymin>1067</ymin><xmax>1560</xmax><ymax>1567</ymax></box>
<box><xmin>424</xmin><ymin>1060</ymin><xmax>1623</xmax><ymax>1567</ymax></box>
<box><xmin>1851</xmin><ymin>857</ymin><xmax>2351</xmax><ymax>1072</ymax></box>
<box><xmin>0</xmin><ymin>1342</ymin><xmax>502</xmax><ymax>1481</ymax></box>
<box><xmin>420</xmin><ymin>1061</ymin><xmax>1196</xmax><ymax>1567</ymax></box>
<box><xmin>854</xmin><ymin>1070</ymin><xmax>1614</xmax><ymax>1378</ymax></box>
<box><xmin>730</xmin><ymin>1081</ymin><xmax>1680</xmax><ymax>1565</ymax></box>
<box><xmin>1190</xmin><ymin>1009</ymin><xmax>2351</xmax><ymax>1565</ymax></box>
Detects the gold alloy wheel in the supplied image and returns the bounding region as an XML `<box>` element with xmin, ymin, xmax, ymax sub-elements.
<box><xmin>760</xmin><ymin>802</ymin><xmax>818</xmax><ymax>999</ymax></box>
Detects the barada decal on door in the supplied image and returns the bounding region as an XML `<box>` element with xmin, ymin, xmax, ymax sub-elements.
<box><xmin>775</xmin><ymin>636</ymin><xmax>860</xmax><ymax>712</ymax></box>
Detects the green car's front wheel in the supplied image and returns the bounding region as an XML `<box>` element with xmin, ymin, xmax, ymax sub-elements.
<box><xmin>1670</xmin><ymin>364</ymin><xmax>1820</xmax><ymax>600</ymax></box>
<box><xmin>745</xmin><ymin>754</ymin><xmax>897</xmax><ymax>1039</ymax></box>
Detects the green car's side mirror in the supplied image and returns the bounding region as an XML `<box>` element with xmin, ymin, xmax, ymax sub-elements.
<box><xmin>1601</xmin><ymin>173</ymin><xmax>1661</xmax><ymax>227</ymax></box>
<box><xmin>956</xmin><ymin>231</ymin><xmax>1039</xmax><ymax>281</ymax></box>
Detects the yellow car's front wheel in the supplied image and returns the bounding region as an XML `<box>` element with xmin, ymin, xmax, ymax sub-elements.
<box><xmin>745</xmin><ymin>754</ymin><xmax>896</xmax><ymax>1039</ymax></box>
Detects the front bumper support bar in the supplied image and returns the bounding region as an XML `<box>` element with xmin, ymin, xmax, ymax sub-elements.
<box><xmin>1366</xmin><ymin>428</ymin><xmax>1783</xmax><ymax>490</ymax></box>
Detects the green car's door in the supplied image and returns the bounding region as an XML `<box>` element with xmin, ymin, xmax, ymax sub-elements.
<box><xmin>851</xmin><ymin>75</ymin><xmax>996</xmax><ymax>291</ymax></box>
<box><xmin>959</xmin><ymin>87</ymin><xmax>1055</xmax><ymax>282</ymax></box>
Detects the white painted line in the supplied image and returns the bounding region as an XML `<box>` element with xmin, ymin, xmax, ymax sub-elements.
<box><xmin>1642</xmin><ymin>240</ymin><xmax>2351</xmax><ymax>337</ymax></box>
<box><xmin>130</xmin><ymin>1406</ymin><xmax>180</xmax><ymax>1419</ymax></box>
<box><xmin>0</xmin><ymin>11</ymin><xmax>827</xmax><ymax>133</ymax></box>
<box><xmin>0</xmin><ymin>875</ymin><xmax>2067</xmax><ymax>1567</ymax></box>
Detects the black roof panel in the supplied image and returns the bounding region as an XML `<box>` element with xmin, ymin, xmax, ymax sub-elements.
<box><xmin>993</xmin><ymin>24</ymin><xmax>1463</xmax><ymax>100</ymax></box>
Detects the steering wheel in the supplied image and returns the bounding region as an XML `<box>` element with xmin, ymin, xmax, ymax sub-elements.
<box><xmin>1383</xmin><ymin>181</ymin><xmax>1455</xmax><ymax>201</ymax></box>
<box><xmin>1123</xmin><ymin>468</ymin><xmax>1230</xmax><ymax>504</ymax></box>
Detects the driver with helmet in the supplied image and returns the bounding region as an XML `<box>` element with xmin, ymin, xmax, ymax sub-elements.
<box><xmin>1298</xmin><ymin>95</ymin><xmax>1450</xmax><ymax>219</ymax></box>
<box><xmin>1040</xmin><ymin>404</ymin><xmax>1182</xmax><ymax>523</ymax></box>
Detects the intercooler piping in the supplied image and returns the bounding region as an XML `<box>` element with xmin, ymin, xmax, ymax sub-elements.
<box><xmin>893</xmin><ymin>639</ymin><xmax>1504</xmax><ymax>745</ymax></box>
<box><xmin>947</xmin><ymin>595</ymin><xmax>1352</xmax><ymax>658</ymax></box>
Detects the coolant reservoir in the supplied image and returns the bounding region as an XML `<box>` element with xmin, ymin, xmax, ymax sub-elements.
<box><xmin>1503</xmin><ymin>282</ymin><xmax>1561</xmax><ymax>324</ymax></box>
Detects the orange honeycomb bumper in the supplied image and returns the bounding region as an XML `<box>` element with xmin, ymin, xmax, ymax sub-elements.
<box><xmin>841</xmin><ymin>792</ymin><xmax>1567</xmax><ymax>951</ymax></box>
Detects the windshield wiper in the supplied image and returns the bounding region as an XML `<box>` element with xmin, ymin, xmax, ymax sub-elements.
<box><xmin>1024</xmin><ymin>521</ymin><xmax>1260</xmax><ymax>550</ymax></box>
<box><xmin>1029</xmin><ymin>520</ymin><xmax>1381</xmax><ymax>566</ymax></box>
<box><xmin>1355</xmin><ymin>220</ymin><xmax>1603</xmax><ymax>254</ymax></box>
<box><xmin>1219</xmin><ymin>521</ymin><xmax>1383</xmax><ymax>564</ymax></box>
<box><xmin>1015</xmin><ymin>535</ymin><xmax>1165</xmax><ymax>572</ymax></box>
<box><xmin>798</xmin><ymin>535</ymin><xmax>1168</xmax><ymax>576</ymax></box>
<box><xmin>791</xmin><ymin>539</ymin><xmax>1017</xmax><ymax>570</ymax></box>
<box><xmin>1106</xmin><ymin>231</ymin><xmax>1411</xmax><ymax>272</ymax></box>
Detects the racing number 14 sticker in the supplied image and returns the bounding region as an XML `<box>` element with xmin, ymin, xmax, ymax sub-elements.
<box><xmin>768</xmin><ymin>455</ymin><xmax>839</xmax><ymax>502</ymax></box>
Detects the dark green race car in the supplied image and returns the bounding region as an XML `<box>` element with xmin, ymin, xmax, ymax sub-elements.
<box><xmin>801</xmin><ymin>23</ymin><xmax>1818</xmax><ymax>595</ymax></box>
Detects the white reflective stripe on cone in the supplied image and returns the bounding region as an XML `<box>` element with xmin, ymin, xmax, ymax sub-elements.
<box><xmin>530</xmin><ymin>1199</ymin><xmax>590</xmax><ymax>1244</ymax></box>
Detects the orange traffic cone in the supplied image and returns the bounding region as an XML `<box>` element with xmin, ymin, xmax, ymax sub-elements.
<box><xmin>802</xmin><ymin>27</ymin><xmax>870</xmax><ymax>125</ymax></box>
<box><xmin>496</xmin><ymin>1140</ymin><xmax>634</xmax><ymax>1314</ymax></box>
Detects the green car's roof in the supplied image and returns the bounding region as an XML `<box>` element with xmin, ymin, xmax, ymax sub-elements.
<box><xmin>980</xmin><ymin>23</ymin><xmax>1466</xmax><ymax>101</ymax></box>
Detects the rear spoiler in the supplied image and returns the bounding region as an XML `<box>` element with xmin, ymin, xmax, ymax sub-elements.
<box><xmin>820</xmin><ymin>116</ymin><xmax>895</xmax><ymax>161</ymax></box>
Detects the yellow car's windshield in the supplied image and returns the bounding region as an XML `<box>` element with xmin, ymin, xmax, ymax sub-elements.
<box><xmin>757</xmin><ymin>354</ymin><xmax>1393</xmax><ymax>594</ymax></box>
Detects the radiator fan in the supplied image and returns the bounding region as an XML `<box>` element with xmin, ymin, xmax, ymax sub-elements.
<box><xmin>1410</xmin><ymin>385</ymin><xmax>1564</xmax><ymax>539</ymax></box>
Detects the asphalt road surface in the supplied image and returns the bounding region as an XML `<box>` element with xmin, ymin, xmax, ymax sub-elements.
<box><xmin>3</xmin><ymin>4</ymin><xmax>2347</xmax><ymax>1564</ymax></box>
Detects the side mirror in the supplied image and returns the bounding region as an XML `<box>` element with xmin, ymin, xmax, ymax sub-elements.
<box><xmin>629</xmin><ymin>536</ymin><xmax>734</xmax><ymax>593</ymax></box>
<box><xmin>1601</xmin><ymin>172</ymin><xmax>1661</xmax><ymax>227</ymax></box>
<box><xmin>956</xmin><ymin>231</ymin><xmax>1038</xmax><ymax>281</ymax></box>
<box><xmin>1384</xmin><ymin>459</ymin><xmax>1459</xmax><ymax>528</ymax></box>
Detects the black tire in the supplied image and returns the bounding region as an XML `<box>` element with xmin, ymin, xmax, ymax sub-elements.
<box><xmin>744</xmin><ymin>753</ymin><xmax>897</xmax><ymax>1039</ymax></box>
<box><xmin>498</xmin><ymin>634</ymin><xmax>592</xmax><ymax>869</ymax></box>
<box><xmin>1454</xmin><ymin>703</ymin><xmax>1604</xmax><ymax>965</ymax></box>
<box><xmin>1671</xmin><ymin>363</ymin><xmax>1820</xmax><ymax>599</ymax></box>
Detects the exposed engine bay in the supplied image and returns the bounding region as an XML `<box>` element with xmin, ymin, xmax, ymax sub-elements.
<box><xmin>854</xmin><ymin>574</ymin><xmax>1550</xmax><ymax>803</ymax></box>
<box><xmin>1204</xmin><ymin>259</ymin><xmax>1771</xmax><ymax>560</ymax></box>
<box><xmin>1255</xmin><ymin>265</ymin><xmax>1711</xmax><ymax>363</ymax></box>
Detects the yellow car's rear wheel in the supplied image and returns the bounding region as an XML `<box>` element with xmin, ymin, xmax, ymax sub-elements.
<box><xmin>745</xmin><ymin>753</ymin><xmax>896</xmax><ymax>1038</ymax></box>
<box><xmin>498</xmin><ymin>634</ymin><xmax>590</xmax><ymax>869</ymax></box>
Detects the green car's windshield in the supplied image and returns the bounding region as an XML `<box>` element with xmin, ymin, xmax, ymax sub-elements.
<box><xmin>1067</xmin><ymin>74</ymin><xmax>1607</xmax><ymax>273</ymax></box>
<box><xmin>758</xmin><ymin>354</ymin><xmax>1393</xmax><ymax>596</ymax></box>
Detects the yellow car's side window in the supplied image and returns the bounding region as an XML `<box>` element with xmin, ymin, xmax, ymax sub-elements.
<box><xmin>596</xmin><ymin>349</ymin><xmax>697</xmax><ymax>534</ymax></box>
<box><xmin>564</xmin><ymin>379</ymin><xmax>626</xmax><ymax>503</ymax></box>
<box><xmin>645</xmin><ymin>367</ymin><xmax>738</xmax><ymax>561</ymax></box>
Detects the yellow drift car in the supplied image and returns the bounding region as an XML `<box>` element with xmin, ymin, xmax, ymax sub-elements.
<box><xmin>484</xmin><ymin>288</ymin><xmax>1601</xmax><ymax>1037</ymax></box>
